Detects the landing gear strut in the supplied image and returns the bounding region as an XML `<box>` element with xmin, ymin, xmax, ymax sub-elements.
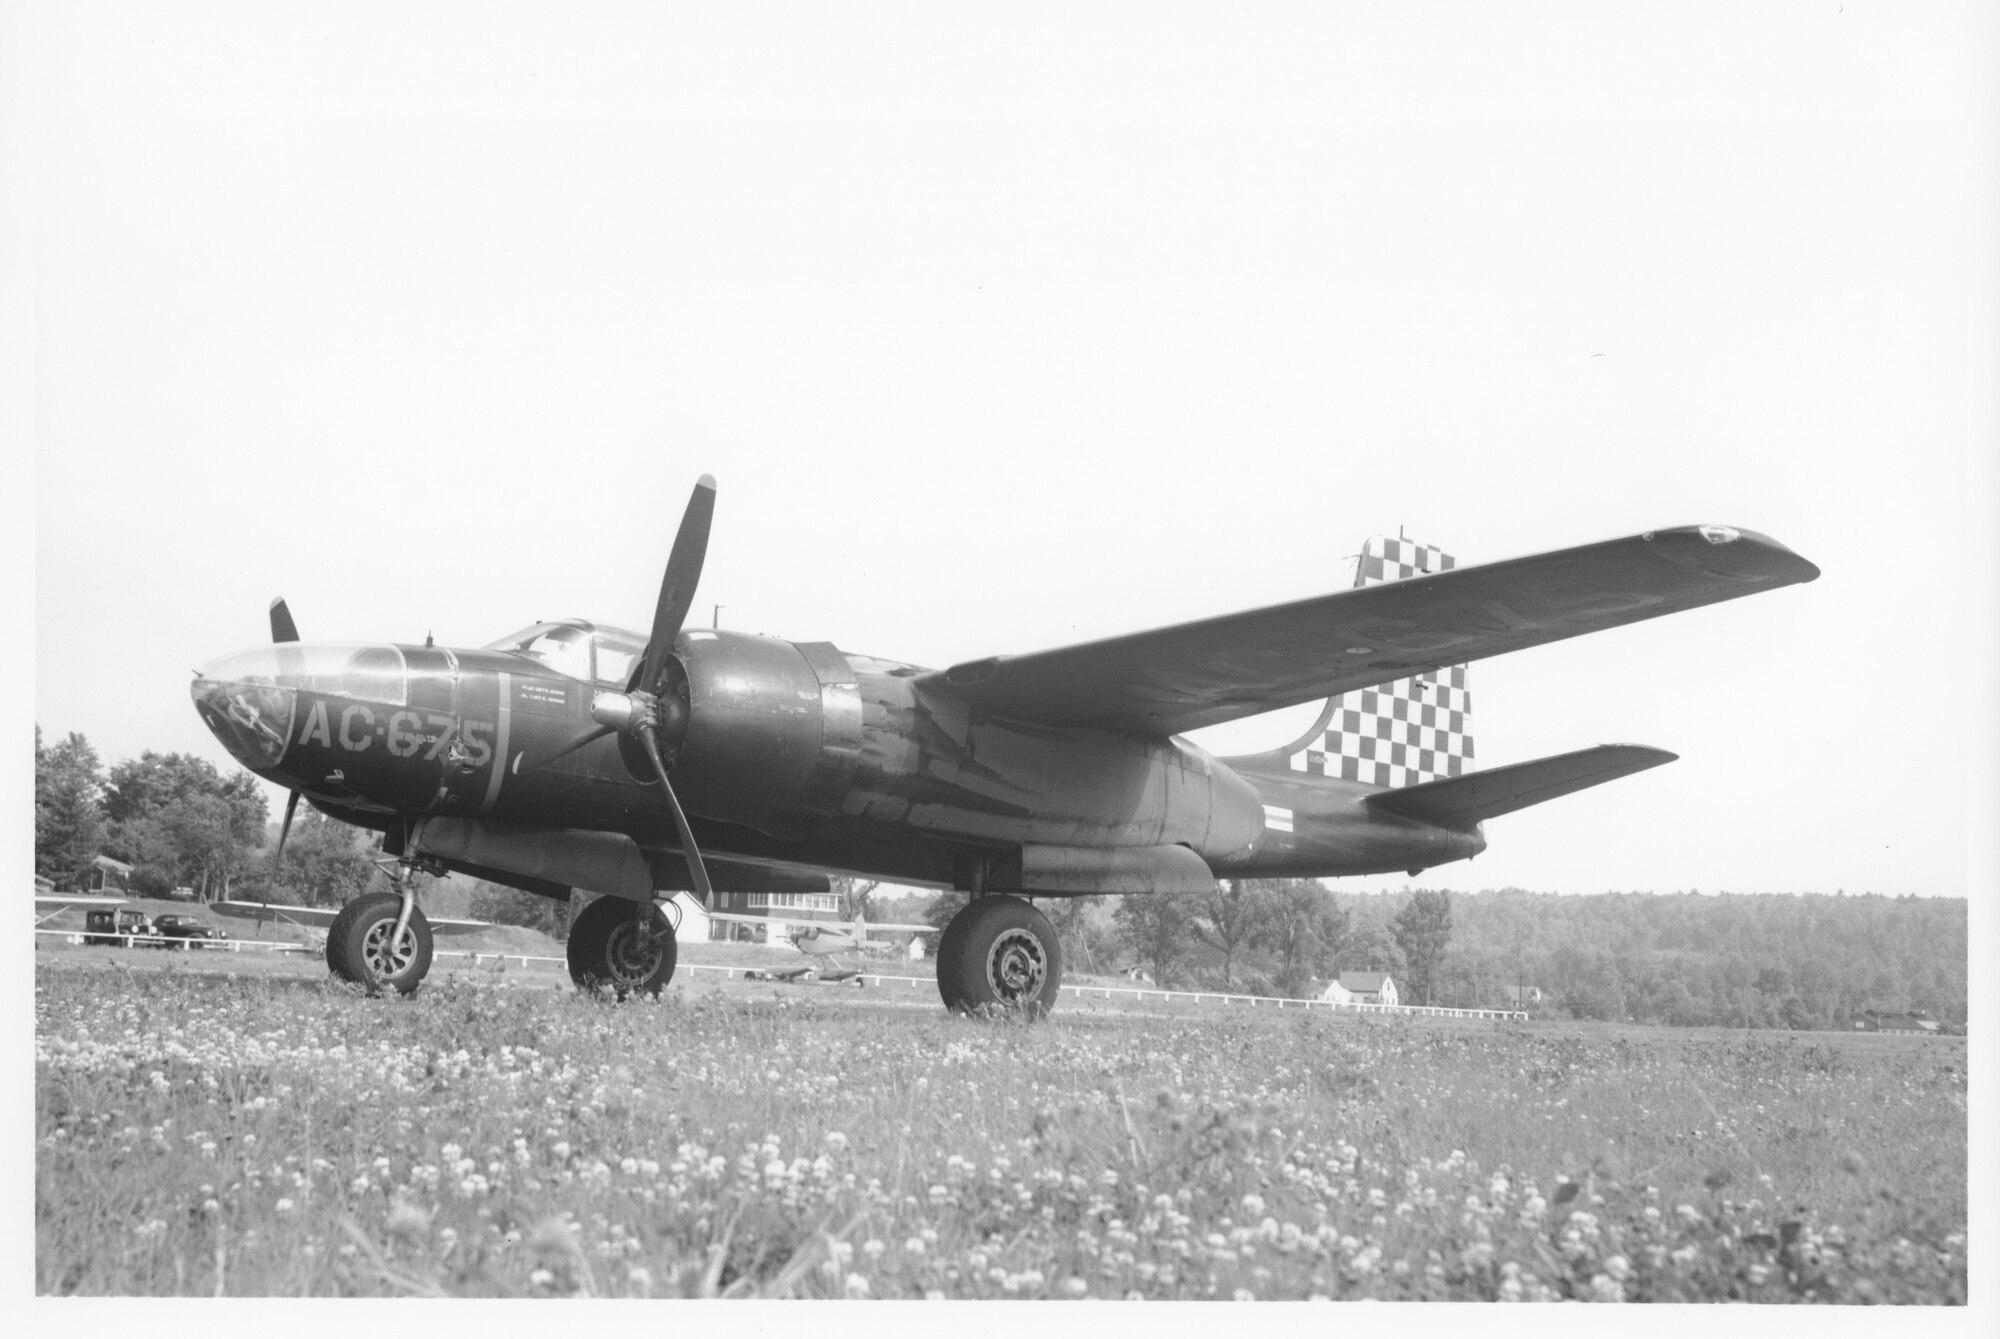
<box><xmin>567</xmin><ymin>897</ymin><xmax>678</xmax><ymax>997</ymax></box>
<box><xmin>936</xmin><ymin>895</ymin><xmax>1063</xmax><ymax>1018</ymax></box>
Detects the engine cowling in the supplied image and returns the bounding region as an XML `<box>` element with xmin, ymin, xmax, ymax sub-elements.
<box><xmin>667</xmin><ymin>631</ymin><xmax>843</xmax><ymax>838</ymax></box>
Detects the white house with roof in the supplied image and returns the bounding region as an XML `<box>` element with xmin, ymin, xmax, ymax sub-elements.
<box><xmin>1330</xmin><ymin>971</ymin><xmax>1398</xmax><ymax>1006</ymax></box>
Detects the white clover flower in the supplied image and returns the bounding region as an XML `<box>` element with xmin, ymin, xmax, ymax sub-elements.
<box><xmin>844</xmin><ymin>1273</ymin><xmax>871</xmax><ymax>1298</ymax></box>
<box><xmin>275</xmin><ymin>1198</ymin><xmax>295</xmax><ymax>1214</ymax></box>
<box><xmin>904</xmin><ymin>1237</ymin><xmax>926</xmax><ymax>1255</ymax></box>
<box><xmin>862</xmin><ymin>1238</ymin><xmax>885</xmax><ymax>1260</ymax></box>
<box><xmin>1241</xmin><ymin>1193</ymin><xmax>1266</xmax><ymax>1216</ymax></box>
<box><xmin>1603</xmin><ymin>1254</ymin><xmax>1630</xmax><ymax>1280</ymax></box>
<box><xmin>1588</xmin><ymin>1273</ymin><xmax>1625</xmax><ymax>1302</ymax></box>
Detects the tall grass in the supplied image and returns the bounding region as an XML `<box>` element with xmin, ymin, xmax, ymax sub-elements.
<box><xmin>35</xmin><ymin>959</ymin><xmax>1966</xmax><ymax>1300</ymax></box>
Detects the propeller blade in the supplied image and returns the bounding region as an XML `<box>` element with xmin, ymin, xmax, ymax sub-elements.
<box><xmin>269</xmin><ymin>598</ymin><xmax>300</xmax><ymax>643</ymax></box>
<box><xmin>274</xmin><ymin>789</ymin><xmax>301</xmax><ymax>864</ymax></box>
<box><xmin>509</xmin><ymin>723</ymin><xmax>617</xmax><ymax>775</ymax></box>
<box><xmin>637</xmin><ymin>474</ymin><xmax>716</xmax><ymax>692</ymax></box>
<box><xmin>639</xmin><ymin>730</ymin><xmax>713</xmax><ymax>910</ymax></box>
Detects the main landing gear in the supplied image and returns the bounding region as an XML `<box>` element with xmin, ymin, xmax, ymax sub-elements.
<box><xmin>935</xmin><ymin>895</ymin><xmax>1064</xmax><ymax>1019</ymax></box>
<box><xmin>567</xmin><ymin>896</ymin><xmax>678</xmax><ymax>997</ymax></box>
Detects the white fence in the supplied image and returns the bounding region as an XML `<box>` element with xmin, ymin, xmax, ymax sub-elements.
<box><xmin>35</xmin><ymin>930</ymin><xmax>1526</xmax><ymax>1018</ymax></box>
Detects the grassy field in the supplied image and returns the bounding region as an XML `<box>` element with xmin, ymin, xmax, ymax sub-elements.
<box><xmin>35</xmin><ymin>951</ymin><xmax>1967</xmax><ymax>1301</ymax></box>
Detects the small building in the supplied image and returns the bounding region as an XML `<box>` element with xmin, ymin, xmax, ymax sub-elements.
<box><xmin>1854</xmin><ymin>1010</ymin><xmax>1940</xmax><ymax>1034</ymax></box>
<box><xmin>1503</xmin><ymin>985</ymin><xmax>1543</xmax><ymax>1008</ymax></box>
<box><xmin>1337</xmin><ymin>971</ymin><xmax>1399</xmax><ymax>1006</ymax></box>
<box><xmin>708</xmin><ymin>890</ymin><xmax>844</xmax><ymax>941</ymax></box>
<box><xmin>1318</xmin><ymin>977</ymin><xmax>1353</xmax><ymax>1005</ymax></box>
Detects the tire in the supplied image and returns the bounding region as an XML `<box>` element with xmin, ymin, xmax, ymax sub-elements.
<box><xmin>326</xmin><ymin>892</ymin><xmax>434</xmax><ymax>996</ymax></box>
<box><xmin>567</xmin><ymin>897</ymin><xmax>677</xmax><ymax>998</ymax></box>
<box><xmin>936</xmin><ymin>896</ymin><xmax>1063</xmax><ymax>1019</ymax></box>
<box><xmin>934</xmin><ymin>909</ymin><xmax>973</xmax><ymax>1011</ymax></box>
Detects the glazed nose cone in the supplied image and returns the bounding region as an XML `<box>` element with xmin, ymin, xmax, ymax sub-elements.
<box><xmin>190</xmin><ymin>646</ymin><xmax>298</xmax><ymax>770</ymax></box>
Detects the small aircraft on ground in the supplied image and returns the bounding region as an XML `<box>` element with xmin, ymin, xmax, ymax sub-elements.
<box><xmin>705</xmin><ymin>908</ymin><xmax>934</xmax><ymax>965</ymax></box>
<box><xmin>191</xmin><ymin>476</ymin><xmax>1817</xmax><ymax>1015</ymax></box>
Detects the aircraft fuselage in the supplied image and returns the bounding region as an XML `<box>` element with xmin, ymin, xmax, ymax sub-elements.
<box><xmin>192</xmin><ymin>627</ymin><xmax>1481</xmax><ymax>899</ymax></box>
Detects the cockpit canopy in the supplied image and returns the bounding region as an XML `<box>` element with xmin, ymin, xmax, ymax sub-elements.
<box><xmin>485</xmin><ymin>620</ymin><xmax>649</xmax><ymax>685</ymax></box>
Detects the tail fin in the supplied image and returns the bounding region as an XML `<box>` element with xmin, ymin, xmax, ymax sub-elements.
<box><xmin>1276</xmin><ymin>535</ymin><xmax>1475</xmax><ymax>787</ymax></box>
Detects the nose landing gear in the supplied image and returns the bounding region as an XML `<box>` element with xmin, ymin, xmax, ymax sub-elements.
<box><xmin>325</xmin><ymin>853</ymin><xmax>444</xmax><ymax>995</ymax></box>
<box><xmin>935</xmin><ymin>895</ymin><xmax>1064</xmax><ymax>1019</ymax></box>
<box><xmin>326</xmin><ymin>890</ymin><xmax>435</xmax><ymax>995</ymax></box>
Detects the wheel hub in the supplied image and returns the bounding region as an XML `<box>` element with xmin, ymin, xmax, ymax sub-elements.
<box><xmin>361</xmin><ymin>920</ymin><xmax>417</xmax><ymax>979</ymax></box>
<box><xmin>986</xmin><ymin>927</ymin><xmax>1048</xmax><ymax>1001</ymax></box>
<box><xmin>604</xmin><ymin>919</ymin><xmax>666</xmax><ymax>985</ymax></box>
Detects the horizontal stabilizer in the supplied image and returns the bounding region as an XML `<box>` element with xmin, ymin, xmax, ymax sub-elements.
<box><xmin>1364</xmin><ymin>744</ymin><xmax>1676</xmax><ymax>830</ymax></box>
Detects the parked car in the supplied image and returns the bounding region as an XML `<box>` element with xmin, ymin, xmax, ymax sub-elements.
<box><xmin>83</xmin><ymin>908</ymin><xmax>155</xmax><ymax>947</ymax></box>
<box><xmin>151</xmin><ymin>915</ymin><xmax>230</xmax><ymax>949</ymax></box>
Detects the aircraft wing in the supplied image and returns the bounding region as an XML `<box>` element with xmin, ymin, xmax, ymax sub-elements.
<box><xmin>213</xmin><ymin>900</ymin><xmax>340</xmax><ymax>930</ymax></box>
<box><xmin>36</xmin><ymin>894</ymin><xmax>128</xmax><ymax>914</ymax></box>
<box><xmin>915</xmin><ymin>526</ymin><xmax>1817</xmax><ymax>735</ymax></box>
<box><xmin>210</xmin><ymin>899</ymin><xmax>492</xmax><ymax>936</ymax></box>
<box><xmin>35</xmin><ymin>894</ymin><xmax>128</xmax><ymax>928</ymax></box>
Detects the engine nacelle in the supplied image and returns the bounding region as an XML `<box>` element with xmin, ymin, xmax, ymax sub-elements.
<box><xmin>669</xmin><ymin>631</ymin><xmax>846</xmax><ymax>838</ymax></box>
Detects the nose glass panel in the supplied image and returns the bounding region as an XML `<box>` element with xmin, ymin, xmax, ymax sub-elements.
<box><xmin>191</xmin><ymin>677</ymin><xmax>297</xmax><ymax>768</ymax></box>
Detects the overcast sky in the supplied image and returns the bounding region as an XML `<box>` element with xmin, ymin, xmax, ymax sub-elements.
<box><xmin>16</xmin><ymin>3</ymin><xmax>1996</xmax><ymax>901</ymax></box>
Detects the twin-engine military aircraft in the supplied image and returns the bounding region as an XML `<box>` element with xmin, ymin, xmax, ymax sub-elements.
<box><xmin>191</xmin><ymin>476</ymin><xmax>1818</xmax><ymax>1015</ymax></box>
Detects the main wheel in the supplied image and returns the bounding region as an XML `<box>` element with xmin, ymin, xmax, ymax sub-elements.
<box><xmin>567</xmin><ymin>897</ymin><xmax>678</xmax><ymax>997</ymax></box>
<box><xmin>326</xmin><ymin>892</ymin><xmax>434</xmax><ymax>996</ymax></box>
<box><xmin>936</xmin><ymin>896</ymin><xmax>1063</xmax><ymax>1019</ymax></box>
<box><xmin>934</xmin><ymin>907</ymin><xmax>974</xmax><ymax>1011</ymax></box>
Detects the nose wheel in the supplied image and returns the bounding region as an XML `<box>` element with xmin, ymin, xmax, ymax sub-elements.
<box><xmin>326</xmin><ymin>891</ymin><xmax>435</xmax><ymax>996</ymax></box>
<box><xmin>936</xmin><ymin>895</ymin><xmax>1063</xmax><ymax>1019</ymax></box>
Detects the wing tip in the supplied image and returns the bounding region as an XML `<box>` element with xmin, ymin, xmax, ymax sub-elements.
<box><xmin>1646</xmin><ymin>525</ymin><xmax>1820</xmax><ymax>584</ymax></box>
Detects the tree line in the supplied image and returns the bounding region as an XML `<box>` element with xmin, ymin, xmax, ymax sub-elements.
<box><xmin>35</xmin><ymin>728</ymin><xmax>386</xmax><ymax>906</ymax></box>
<box><xmin>1013</xmin><ymin>881</ymin><xmax>1963</xmax><ymax>1030</ymax></box>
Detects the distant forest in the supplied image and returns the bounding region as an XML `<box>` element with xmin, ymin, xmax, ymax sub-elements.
<box><xmin>913</xmin><ymin>882</ymin><xmax>1969</xmax><ymax>1032</ymax></box>
<box><xmin>1399</xmin><ymin>887</ymin><xmax>1966</xmax><ymax>1030</ymax></box>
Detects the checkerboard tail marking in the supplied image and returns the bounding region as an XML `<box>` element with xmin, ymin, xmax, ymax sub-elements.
<box><xmin>1285</xmin><ymin>535</ymin><xmax>1474</xmax><ymax>788</ymax></box>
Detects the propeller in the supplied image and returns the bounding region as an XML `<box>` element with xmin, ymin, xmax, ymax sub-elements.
<box><xmin>269</xmin><ymin>598</ymin><xmax>300</xmax><ymax>644</ymax></box>
<box><xmin>512</xmin><ymin>475</ymin><xmax>718</xmax><ymax>908</ymax></box>
<box><xmin>274</xmin><ymin>787</ymin><xmax>301</xmax><ymax>864</ymax></box>
<box><xmin>268</xmin><ymin>597</ymin><xmax>302</xmax><ymax>871</ymax></box>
